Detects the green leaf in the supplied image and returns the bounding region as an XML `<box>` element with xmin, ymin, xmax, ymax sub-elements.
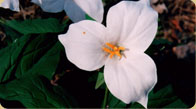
<box><xmin>0</xmin><ymin>34</ymin><xmax>61</xmax><ymax>83</ymax></box>
<box><xmin>152</xmin><ymin>38</ymin><xmax>172</xmax><ymax>45</ymax></box>
<box><xmin>0</xmin><ymin>23</ymin><xmax>22</xmax><ymax>45</ymax></box>
<box><xmin>0</xmin><ymin>34</ymin><xmax>75</xmax><ymax>107</ymax></box>
<box><xmin>105</xmin><ymin>85</ymin><xmax>188</xmax><ymax>108</ymax></box>
<box><xmin>14</xmin><ymin>36</ymin><xmax>62</xmax><ymax>80</ymax></box>
<box><xmin>163</xmin><ymin>99</ymin><xmax>188</xmax><ymax>108</ymax></box>
<box><xmin>0</xmin><ymin>35</ymin><xmax>30</xmax><ymax>83</ymax></box>
<box><xmin>85</xmin><ymin>14</ymin><xmax>95</xmax><ymax>21</ymax></box>
<box><xmin>0</xmin><ymin>74</ymin><xmax>74</xmax><ymax>108</ymax></box>
<box><xmin>148</xmin><ymin>85</ymin><xmax>188</xmax><ymax>108</ymax></box>
<box><xmin>131</xmin><ymin>102</ymin><xmax>145</xmax><ymax>108</ymax></box>
<box><xmin>145</xmin><ymin>38</ymin><xmax>172</xmax><ymax>55</ymax></box>
<box><xmin>106</xmin><ymin>92</ymin><xmax>126</xmax><ymax>108</ymax></box>
<box><xmin>5</xmin><ymin>18</ymin><xmax>67</xmax><ymax>34</ymax></box>
<box><xmin>95</xmin><ymin>72</ymin><xmax>104</xmax><ymax>89</ymax></box>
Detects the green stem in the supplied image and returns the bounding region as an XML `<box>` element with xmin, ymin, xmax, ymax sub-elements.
<box><xmin>102</xmin><ymin>87</ymin><xmax>109</xmax><ymax>108</ymax></box>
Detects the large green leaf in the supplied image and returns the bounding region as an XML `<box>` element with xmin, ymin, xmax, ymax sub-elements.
<box><xmin>0</xmin><ymin>34</ymin><xmax>75</xmax><ymax>107</ymax></box>
<box><xmin>148</xmin><ymin>85</ymin><xmax>188</xmax><ymax>108</ymax></box>
<box><xmin>106</xmin><ymin>92</ymin><xmax>126</xmax><ymax>108</ymax></box>
<box><xmin>0</xmin><ymin>34</ymin><xmax>61</xmax><ymax>83</ymax></box>
<box><xmin>0</xmin><ymin>74</ymin><xmax>74</xmax><ymax>108</ymax></box>
<box><xmin>5</xmin><ymin>18</ymin><xmax>67</xmax><ymax>34</ymax></box>
<box><xmin>0</xmin><ymin>23</ymin><xmax>22</xmax><ymax>45</ymax></box>
<box><xmin>0</xmin><ymin>35</ymin><xmax>30</xmax><ymax>83</ymax></box>
<box><xmin>14</xmin><ymin>35</ymin><xmax>62</xmax><ymax>80</ymax></box>
<box><xmin>104</xmin><ymin>85</ymin><xmax>188</xmax><ymax>108</ymax></box>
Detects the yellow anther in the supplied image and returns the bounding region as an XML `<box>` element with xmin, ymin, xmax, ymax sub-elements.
<box><xmin>102</xmin><ymin>47</ymin><xmax>113</xmax><ymax>54</ymax></box>
<box><xmin>114</xmin><ymin>47</ymin><xmax>118</xmax><ymax>51</ymax></box>
<box><xmin>115</xmin><ymin>52</ymin><xmax>122</xmax><ymax>58</ymax></box>
<box><xmin>109</xmin><ymin>53</ymin><xmax>115</xmax><ymax>59</ymax></box>
<box><xmin>118</xmin><ymin>47</ymin><xmax>125</xmax><ymax>50</ymax></box>
<box><xmin>106</xmin><ymin>43</ymin><xmax>115</xmax><ymax>49</ymax></box>
<box><xmin>102</xmin><ymin>42</ymin><xmax>125</xmax><ymax>59</ymax></box>
<box><xmin>82</xmin><ymin>32</ymin><xmax>86</xmax><ymax>35</ymax></box>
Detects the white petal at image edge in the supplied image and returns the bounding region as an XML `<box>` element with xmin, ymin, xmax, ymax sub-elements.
<box><xmin>0</xmin><ymin>0</ymin><xmax>19</xmax><ymax>11</ymax></box>
<box><xmin>31</xmin><ymin>0</ymin><xmax>64</xmax><ymax>12</ymax></box>
<box><xmin>73</xmin><ymin>0</ymin><xmax>104</xmax><ymax>23</ymax></box>
<box><xmin>64</xmin><ymin>0</ymin><xmax>104</xmax><ymax>22</ymax></box>
<box><xmin>64</xmin><ymin>0</ymin><xmax>85</xmax><ymax>22</ymax></box>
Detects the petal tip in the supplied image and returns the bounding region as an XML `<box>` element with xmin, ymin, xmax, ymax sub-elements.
<box><xmin>58</xmin><ymin>34</ymin><xmax>65</xmax><ymax>44</ymax></box>
<box><xmin>137</xmin><ymin>95</ymin><xmax>148</xmax><ymax>108</ymax></box>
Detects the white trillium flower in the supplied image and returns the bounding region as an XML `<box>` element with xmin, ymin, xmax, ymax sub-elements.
<box><xmin>59</xmin><ymin>0</ymin><xmax>158</xmax><ymax>108</ymax></box>
<box><xmin>0</xmin><ymin>0</ymin><xmax>19</xmax><ymax>11</ymax></box>
<box><xmin>31</xmin><ymin>0</ymin><xmax>104</xmax><ymax>23</ymax></box>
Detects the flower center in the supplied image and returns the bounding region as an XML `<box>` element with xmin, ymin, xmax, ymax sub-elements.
<box><xmin>102</xmin><ymin>42</ymin><xmax>125</xmax><ymax>59</ymax></box>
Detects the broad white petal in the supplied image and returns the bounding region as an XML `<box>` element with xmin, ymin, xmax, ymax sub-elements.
<box><xmin>31</xmin><ymin>0</ymin><xmax>64</xmax><ymax>13</ymax></box>
<box><xmin>64</xmin><ymin>0</ymin><xmax>103</xmax><ymax>23</ymax></box>
<box><xmin>58</xmin><ymin>20</ymin><xmax>107</xmax><ymax>71</ymax></box>
<box><xmin>139</xmin><ymin>0</ymin><xmax>150</xmax><ymax>5</ymax></box>
<box><xmin>64</xmin><ymin>0</ymin><xmax>84</xmax><ymax>22</ymax></box>
<box><xmin>73</xmin><ymin>0</ymin><xmax>104</xmax><ymax>23</ymax></box>
<box><xmin>137</xmin><ymin>95</ymin><xmax>148</xmax><ymax>108</ymax></box>
<box><xmin>123</xmin><ymin>3</ymin><xmax>158</xmax><ymax>52</ymax></box>
<box><xmin>0</xmin><ymin>0</ymin><xmax>19</xmax><ymax>11</ymax></box>
<box><xmin>106</xmin><ymin>1</ymin><xmax>144</xmax><ymax>44</ymax></box>
<box><xmin>104</xmin><ymin>51</ymin><xmax>157</xmax><ymax>107</ymax></box>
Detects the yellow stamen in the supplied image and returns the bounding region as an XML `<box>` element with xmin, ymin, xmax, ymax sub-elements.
<box><xmin>106</xmin><ymin>43</ymin><xmax>115</xmax><ymax>49</ymax></box>
<box><xmin>102</xmin><ymin>42</ymin><xmax>125</xmax><ymax>59</ymax></box>
<box><xmin>82</xmin><ymin>32</ymin><xmax>86</xmax><ymax>35</ymax></box>
<box><xmin>109</xmin><ymin>53</ymin><xmax>115</xmax><ymax>59</ymax></box>
<box><xmin>118</xmin><ymin>46</ymin><xmax>125</xmax><ymax>50</ymax></box>
<box><xmin>102</xmin><ymin>47</ymin><xmax>113</xmax><ymax>54</ymax></box>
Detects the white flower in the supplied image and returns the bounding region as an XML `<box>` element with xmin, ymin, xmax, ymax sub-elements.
<box><xmin>0</xmin><ymin>104</ymin><xmax>5</xmax><ymax>109</ymax></box>
<box><xmin>58</xmin><ymin>0</ymin><xmax>158</xmax><ymax>108</ymax></box>
<box><xmin>31</xmin><ymin>0</ymin><xmax>104</xmax><ymax>23</ymax></box>
<box><xmin>0</xmin><ymin>0</ymin><xmax>19</xmax><ymax>11</ymax></box>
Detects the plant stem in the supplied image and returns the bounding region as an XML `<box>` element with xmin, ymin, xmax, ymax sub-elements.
<box><xmin>102</xmin><ymin>86</ymin><xmax>109</xmax><ymax>109</ymax></box>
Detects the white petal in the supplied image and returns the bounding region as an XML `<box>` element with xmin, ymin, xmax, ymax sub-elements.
<box><xmin>123</xmin><ymin>3</ymin><xmax>158</xmax><ymax>52</ymax></box>
<box><xmin>73</xmin><ymin>0</ymin><xmax>104</xmax><ymax>22</ymax></box>
<box><xmin>0</xmin><ymin>0</ymin><xmax>19</xmax><ymax>11</ymax></box>
<box><xmin>58</xmin><ymin>20</ymin><xmax>107</xmax><ymax>71</ymax></box>
<box><xmin>139</xmin><ymin>0</ymin><xmax>150</xmax><ymax>5</ymax></box>
<box><xmin>104</xmin><ymin>51</ymin><xmax>157</xmax><ymax>107</ymax></box>
<box><xmin>31</xmin><ymin>0</ymin><xmax>64</xmax><ymax>13</ymax></box>
<box><xmin>64</xmin><ymin>0</ymin><xmax>84</xmax><ymax>22</ymax></box>
<box><xmin>64</xmin><ymin>0</ymin><xmax>103</xmax><ymax>23</ymax></box>
<box><xmin>137</xmin><ymin>94</ymin><xmax>148</xmax><ymax>108</ymax></box>
<box><xmin>106</xmin><ymin>1</ymin><xmax>144</xmax><ymax>44</ymax></box>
